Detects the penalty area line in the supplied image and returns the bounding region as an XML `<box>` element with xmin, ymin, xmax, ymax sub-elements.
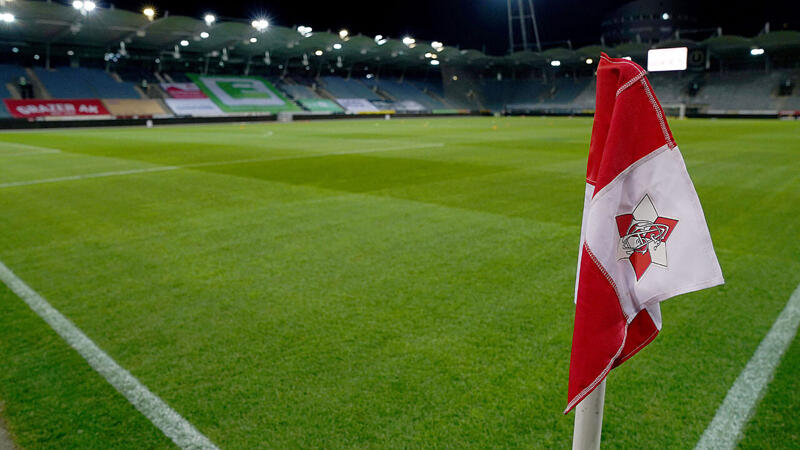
<box><xmin>695</xmin><ymin>282</ymin><xmax>800</xmax><ymax>450</ymax></box>
<box><xmin>0</xmin><ymin>260</ymin><xmax>218</xmax><ymax>450</ymax></box>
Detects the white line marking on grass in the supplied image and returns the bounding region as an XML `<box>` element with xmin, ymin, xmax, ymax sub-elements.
<box><xmin>0</xmin><ymin>166</ymin><xmax>180</xmax><ymax>188</ymax></box>
<box><xmin>695</xmin><ymin>283</ymin><xmax>800</xmax><ymax>450</ymax></box>
<box><xmin>0</xmin><ymin>260</ymin><xmax>218</xmax><ymax>450</ymax></box>
<box><xmin>0</xmin><ymin>142</ymin><xmax>61</xmax><ymax>157</ymax></box>
<box><xmin>0</xmin><ymin>142</ymin><xmax>445</xmax><ymax>189</ymax></box>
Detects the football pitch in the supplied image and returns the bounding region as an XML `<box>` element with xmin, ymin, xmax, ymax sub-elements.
<box><xmin>0</xmin><ymin>116</ymin><xmax>798</xmax><ymax>448</ymax></box>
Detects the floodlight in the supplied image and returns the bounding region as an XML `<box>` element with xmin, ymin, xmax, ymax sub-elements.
<box><xmin>339</xmin><ymin>29</ymin><xmax>348</xmax><ymax>39</ymax></box>
<box><xmin>374</xmin><ymin>34</ymin><xmax>383</xmax><ymax>42</ymax></box>
<box><xmin>662</xmin><ymin>12</ymin><xmax>670</xmax><ymax>20</ymax></box>
<box><xmin>402</xmin><ymin>36</ymin><xmax>415</xmax><ymax>46</ymax></box>
<box><xmin>297</xmin><ymin>25</ymin><xmax>312</xmax><ymax>37</ymax></box>
<box><xmin>376</xmin><ymin>38</ymin><xmax>387</xmax><ymax>45</ymax></box>
<box><xmin>250</xmin><ymin>37</ymin><xmax>257</xmax><ymax>43</ymax></box>
<box><xmin>252</xmin><ymin>19</ymin><xmax>269</xmax><ymax>31</ymax></box>
<box><xmin>0</xmin><ymin>12</ymin><xmax>13</xmax><ymax>23</ymax></box>
<box><xmin>314</xmin><ymin>50</ymin><xmax>323</xmax><ymax>56</ymax></box>
<box><xmin>333</xmin><ymin>43</ymin><xmax>342</xmax><ymax>50</ymax></box>
<box><xmin>83</xmin><ymin>1</ymin><xmax>95</xmax><ymax>11</ymax></box>
<box><xmin>550</xmin><ymin>60</ymin><xmax>561</xmax><ymax>67</ymax></box>
<box><xmin>67</xmin><ymin>50</ymin><xmax>75</xmax><ymax>55</ymax></box>
<box><xmin>180</xmin><ymin>40</ymin><xmax>189</xmax><ymax>47</ymax></box>
<box><xmin>143</xmin><ymin>8</ymin><xmax>154</xmax><ymax>17</ymax></box>
<box><xmin>204</xmin><ymin>14</ymin><xmax>216</xmax><ymax>25</ymax></box>
<box><xmin>750</xmin><ymin>48</ymin><xmax>764</xmax><ymax>56</ymax></box>
<box><xmin>585</xmin><ymin>58</ymin><xmax>593</xmax><ymax>64</ymax></box>
<box><xmin>72</xmin><ymin>1</ymin><xmax>83</xmax><ymax>9</ymax></box>
<box><xmin>430</xmin><ymin>60</ymin><xmax>440</xmax><ymax>66</ymax></box>
<box><xmin>200</xmin><ymin>31</ymin><xmax>209</xmax><ymax>38</ymax></box>
<box><xmin>424</xmin><ymin>52</ymin><xmax>432</xmax><ymax>58</ymax></box>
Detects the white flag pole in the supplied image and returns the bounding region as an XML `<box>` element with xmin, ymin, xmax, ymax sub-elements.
<box><xmin>572</xmin><ymin>379</ymin><xmax>606</xmax><ymax>450</ymax></box>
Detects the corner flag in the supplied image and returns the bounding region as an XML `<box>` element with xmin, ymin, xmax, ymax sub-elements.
<box><xmin>565</xmin><ymin>54</ymin><xmax>724</xmax><ymax>414</ymax></box>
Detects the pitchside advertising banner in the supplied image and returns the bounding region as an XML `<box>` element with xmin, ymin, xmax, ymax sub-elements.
<box><xmin>335</xmin><ymin>98</ymin><xmax>380</xmax><ymax>113</ymax></box>
<box><xmin>164</xmin><ymin>98</ymin><xmax>225</xmax><ymax>116</ymax></box>
<box><xmin>186</xmin><ymin>74</ymin><xmax>300</xmax><ymax>113</ymax></box>
<box><xmin>3</xmin><ymin>99</ymin><xmax>110</xmax><ymax>118</ymax></box>
<box><xmin>160</xmin><ymin>83</ymin><xmax>207</xmax><ymax>99</ymax></box>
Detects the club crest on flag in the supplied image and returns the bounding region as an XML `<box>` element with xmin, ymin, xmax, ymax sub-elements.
<box><xmin>615</xmin><ymin>194</ymin><xmax>678</xmax><ymax>280</ymax></box>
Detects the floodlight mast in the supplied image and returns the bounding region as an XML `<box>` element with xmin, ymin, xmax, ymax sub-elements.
<box><xmin>506</xmin><ymin>0</ymin><xmax>542</xmax><ymax>53</ymax></box>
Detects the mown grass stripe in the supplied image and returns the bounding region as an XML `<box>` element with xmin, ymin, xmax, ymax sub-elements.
<box><xmin>0</xmin><ymin>142</ymin><xmax>445</xmax><ymax>189</ymax></box>
<box><xmin>0</xmin><ymin>260</ymin><xmax>218</xmax><ymax>450</ymax></box>
<box><xmin>695</xmin><ymin>282</ymin><xmax>800</xmax><ymax>450</ymax></box>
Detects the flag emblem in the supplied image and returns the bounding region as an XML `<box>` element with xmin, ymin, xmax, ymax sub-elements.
<box><xmin>615</xmin><ymin>194</ymin><xmax>678</xmax><ymax>280</ymax></box>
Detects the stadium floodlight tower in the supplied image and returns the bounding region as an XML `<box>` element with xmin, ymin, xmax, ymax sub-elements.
<box><xmin>506</xmin><ymin>0</ymin><xmax>542</xmax><ymax>53</ymax></box>
<box><xmin>72</xmin><ymin>0</ymin><xmax>96</xmax><ymax>16</ymax></box>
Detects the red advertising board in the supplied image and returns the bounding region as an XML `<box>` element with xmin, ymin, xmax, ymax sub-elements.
<box><xmin>161</xmin><ymin>83</ymin><xmax>208</xmax><ymax>99</ymax></box>
<box><xmin>3</xmin><ymin>99</ymin><xmax>110</xmax><ymax>118</ymax></box>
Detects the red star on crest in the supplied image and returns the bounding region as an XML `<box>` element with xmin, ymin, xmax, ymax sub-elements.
<box><xmin>615</xmin><ymin>194</ymin><xmax>679</xmax><ymax>280</ymax></box>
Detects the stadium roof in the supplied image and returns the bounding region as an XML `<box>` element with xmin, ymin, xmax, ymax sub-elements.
<box><xmin>2</xmin><ymin>1</ymin><xmax>799</xmax><ymax>70</ymax></box>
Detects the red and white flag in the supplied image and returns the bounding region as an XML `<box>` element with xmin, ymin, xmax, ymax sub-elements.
<box><xmin>565</xmin><ymin>54</ymin><xmax>724</xmax><ymax>413</ymax></box>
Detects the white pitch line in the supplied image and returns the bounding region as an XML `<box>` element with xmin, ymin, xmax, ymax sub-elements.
<box><xmin>695</xmin><ymin>282</ymin><xmax>800</xmax><ymax>450</ymax></box>
<box><xmin>0</xmin><ymin>260</ymin><xmax>218</xmax><ymax>449</ymax></box>
<box><xmin>0</xmin><ymin>166</ymin><xmax>180</xmax><ymax>188</ymax></box>
<box><xmin>0</xmin><ymin>142</ymin><xmax>445</xmax><ymax>189</ymax></box>
<box><xmin>0</xmin><ymin>142</ymin><xmax>62</xmax><ymax>157</ymax></box>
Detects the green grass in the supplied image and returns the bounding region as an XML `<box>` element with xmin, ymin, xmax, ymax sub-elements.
<box><xmin>0</xmin><ymin>117</ymin><xmax>797</xmax><ymax>448</ymax></box>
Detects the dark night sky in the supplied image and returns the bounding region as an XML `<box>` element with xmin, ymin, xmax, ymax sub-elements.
<box><xmin>108</xmin><ymin>0</ymin><xmax>800</xmax><ymax>55</ymax></box>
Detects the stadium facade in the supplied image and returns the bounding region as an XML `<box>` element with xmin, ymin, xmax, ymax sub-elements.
<box><xmin>0</xmin><ymin>0</ymin><xmax>799</xmax><ymax>126</ymax></box>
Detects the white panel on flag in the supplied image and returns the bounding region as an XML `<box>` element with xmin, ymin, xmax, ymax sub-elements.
<box><xmin>646</xmin><ymin>47</ymin><xmax>688</xmax><ymax>72</ymax></box>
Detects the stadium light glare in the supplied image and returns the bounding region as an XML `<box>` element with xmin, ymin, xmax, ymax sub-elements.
<box><xmin>12</xmin><ymin>47</ymin><xmax>18</xmax><ymax>53</ymax></box>
<box><xmin>204</xmin><ymin>14</ymin><xmax>216</xmax><ymax>25</ymax></box>
<box><xmin>550</xmin><ymin>60</ymin><xmax>561</xmax><ymax>67</ymax></box>
<box><xmin>67</xmin><ymin>50</ymin><xmax>75</xmax><ymax>56</ymax></box>
<box><xmin>402</xmin><ymin>36</ymin><xmax>415</xmax><ymax>46</ymax></box>
<box><xmin>72</xmin><ymin>1</ymin><xmax>83</xmax><ymax>9</ymax></box>
<box><xmin>431</xmin><ymin>41</ymin><xmax>444</xmax><ymax>51</ymax></box>
<box><xmin>585</xmin><ymin>58</ymin><xmax>593</xmax><ymax>64</ymax></box>
<box><xmin>333</xmin><ymin>43</ymin><xmax>342</xmax><ymax>50</ymax></box>
<box><xmin>339</xmin><ymin>29</ymin><xmax>348</xmax><ymax>39</ymax></box>
<box><xmin>252</xmin><ymin>19</ymin><xmax>269</xmax><ymax>31</ymax></box>
<box><xmin>83</xmin><ymin>1</ymin><xmax>95</xmax><ymax>11</ymax></box>
<box><xmin>297</xmin><ymin>25</ymin><xmax>312</xmax><ymax>37</ymax></box>
<box><xmin>200</xmin><ymin>31</ymin><xmax>209</xmax><ymax>38</ymax></box>
<box><xmin>314</xmin><ymin>49</ymin><xmax>323</xmax><ymax>56</ymax></box>
<box><xmin>377</xmin><ymin>38</ymin><xmax>387</xmax><ymax>45</ymax></box>
<box><xmin>250</xmin><ymin>37</ymin><xmax>257</xmax><ymax>43</ymax></box>
<box><xmin>142</xmin><ymin>7</ymin><xmax>155</xmax><ymax>20</ymax></box>
<box><xmin>430</xmin><ymin>59</ymin><xmax>440</xmax><ymax>66</ymax></box>
<box><xmin>0</xmin><ymin>12</ymin><xmax>13</xmax><ymax>23</ymax></box>
<box><xmin>180</xmin><ymin>40</ymin><xmax>189</xmax><ymax>47</ymax></box>
<box><xmin>662</xmin><ymin>12</ymin><xmax>670</xmax><ymax>20</ymax></box>
<box><xmin>33</xmin><ymin>54</ymin><xmax>40</xmax><ymax>60</ymax></box>
<box><xmin>750</xmin><ymin>48</ymin><xmax>764</xmax><ymax>56</ymax></box>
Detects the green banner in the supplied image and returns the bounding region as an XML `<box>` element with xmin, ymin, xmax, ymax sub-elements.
<box><xmin>186</xmin><ymin>74</ymin><xmax>300</xmax><ymax>113</ymax></box>
<box><xmin>298</xmin><ymin>99</ymin><xmax>344</xmax><ymax>112</ymax></box>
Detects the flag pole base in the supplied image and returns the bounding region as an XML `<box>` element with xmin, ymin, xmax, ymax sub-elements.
<box><xmin>572</xmin><ymin>379</ymin><xmax>606</xmax><ymax>450</ymax></box>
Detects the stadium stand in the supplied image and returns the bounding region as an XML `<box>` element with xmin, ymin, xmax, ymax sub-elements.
<box><xmin>0</xmin><ymin>64</ymin><xmax>27</xmax><ymax>99</ymax></box>
<box><xmin>34</xmin><ymin>67</ymin><xmax>140</xmax><ymax>99</ymax></box>
<box><xmin>320</xmin><ymin>76</ymin><xmax>383</xmax><ymax>101</ymax></box>
<box><xmin>692</xmin><ymin>70</ymin><xmax>782</xmax><ymax>111</ymax></box>
<box><xmin>277</xmin><ymin>82</ymin><xmax>321</xmax><ymax>100</ymax></box>
<box><xmin>363</xmin><ymin>78</ymin><xmax>446</xmax><ymax>110</ymax></box>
